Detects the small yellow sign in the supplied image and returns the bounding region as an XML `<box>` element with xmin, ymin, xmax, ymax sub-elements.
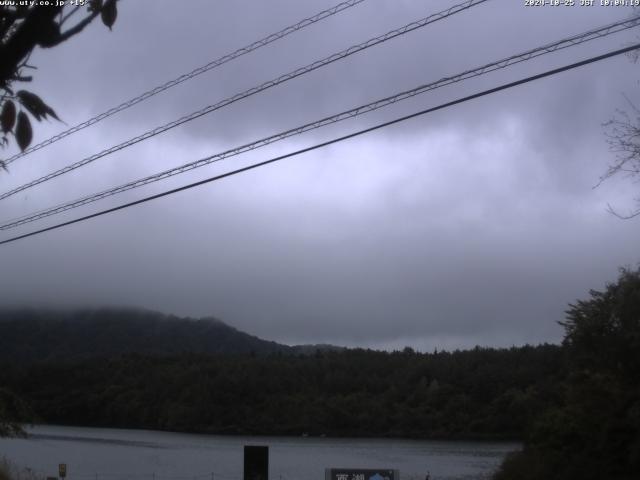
<box><xmin>58</xmin><ymin>464</ymin><xmax>67</xmax><ymax>478</ymax></box>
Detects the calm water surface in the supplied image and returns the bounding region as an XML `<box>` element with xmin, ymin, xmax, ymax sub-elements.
<box><xmin>0</xmin><ymin>426</ymin><xmax>518</xmax><ymax>480</ymax></box>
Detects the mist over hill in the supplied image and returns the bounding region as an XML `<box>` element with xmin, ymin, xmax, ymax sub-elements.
<box><xmin>0</xmin><ymin>307</ymin><xmax>295</xmax><ymax>362</ymax></box>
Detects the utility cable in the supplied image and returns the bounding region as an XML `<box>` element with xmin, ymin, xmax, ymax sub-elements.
<box><xmin>1</xmin><ymin>15</ymin><xmax>637</xmax><ymax>230</ymax></box>
<box><xmin>2</xmin><ymin>0</ymin><xmax>369</xmax><ymax>166</ymax></box>
<box><xmin>1</xmin><ymin>42</ymin><xmax>637</xmax><ymax>246</ymax></box>
<box><xmin>0</xmin><ymin>0</ymin><xmax>489</xmax><ymax>200</ymax></box>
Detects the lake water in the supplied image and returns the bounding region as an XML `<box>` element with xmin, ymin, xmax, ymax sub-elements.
<box><xmin>0</xmin><ymin>426</ymin><xmax>518</xmax><ymax>480</ymax></box>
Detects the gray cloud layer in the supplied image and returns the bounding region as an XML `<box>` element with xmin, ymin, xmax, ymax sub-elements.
<box><xmin>1</xmin><ymin>0</ymin><xmax>639</xmax><ymax>349</ymax></box>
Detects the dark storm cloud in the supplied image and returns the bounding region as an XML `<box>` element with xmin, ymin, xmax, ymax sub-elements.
<box><xmin>1</xmin><ymin>0</ymin><xmax>639</xmax><ymax>349</ymax></box>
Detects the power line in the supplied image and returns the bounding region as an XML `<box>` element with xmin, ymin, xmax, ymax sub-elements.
<box><xmin>1</xmin><ymin>42</ymin><xmax>637</xmax><ymax>247</ymax></box>
<box><xmin>0</xmin><ymin>0</ymin><xmax>489</xmax><ymax>201</ymax></box>
<box><xmin>2</xmin><ymin>15</ymin><xmax>637</xmax><ymax>231</ymax></box>
<box><xmin>2</xmin><ymin>0</ymin><xmax>368</xmax><ymax>166</ymax></box>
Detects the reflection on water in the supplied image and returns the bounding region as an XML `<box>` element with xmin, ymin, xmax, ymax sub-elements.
<box><xmin>0</xmin><ymin>425</ymin><xmax>518</xmax><ymax>480</ymax></box>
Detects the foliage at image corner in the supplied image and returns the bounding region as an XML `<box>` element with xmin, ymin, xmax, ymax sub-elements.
<box><xmin>0</xmin><ymin>0</ymin><xmax>118</xmax><ymax>168</ymax></box>
<box><xmin>493</xmin><ymin>266</ymin><xmax>640</xmax><ymax>480</ymax></box>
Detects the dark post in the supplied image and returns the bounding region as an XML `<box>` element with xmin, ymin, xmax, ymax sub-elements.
<box><xmin>243</xmin><ymin>445</ymin><xmax>268</xmax><ymax>480</ymax></box>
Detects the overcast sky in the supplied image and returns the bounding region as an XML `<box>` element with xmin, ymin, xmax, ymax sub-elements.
<box><xmin>1</xmin><ymin>0</ymin><xmax>639</xmax><ymax>350</ymax></box>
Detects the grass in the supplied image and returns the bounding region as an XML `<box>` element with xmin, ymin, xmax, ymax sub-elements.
<box><xmin>0</xmin><ymin>458</ymin><xmax>41</xmax><ymax>480</ymax></box>
<box><xmin>0</xmin><ymin>460</ymin><xmax>9</xmax><ymax>480</ymax></box>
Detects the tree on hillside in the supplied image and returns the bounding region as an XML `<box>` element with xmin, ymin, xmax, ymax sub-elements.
<box><xmin>0</xmin><ymin>0</ymin><xmax>118</xmax><ymax>167</ymax></box>
<box><xmin>598</xmin><ymin>11</ymin><xmax>640</xmax><ymax>219</ymax></box>
<box><xmin>494</xmin><ymin>267</ymin><xmax>640</xmax><ymax>480</ymax></box>
<box><xmin>0</xmin><ymin>388</ymin><xmax>33</xmax><ymax>437</ymax></box>
<box><xmin>602</xmin><ymin>102</ymin><xmax>640</xmax><ymax>218</ymax></box>
<box><xmin>562</xmin><ymin>267</ymin><xmax>640</xmax><ymax>378</ymax></box>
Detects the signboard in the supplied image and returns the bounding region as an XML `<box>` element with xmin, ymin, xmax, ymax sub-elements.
<box><xmin>325</xmin><ymin>469</ymin><xmax>399</xmax><ymax>480</ymax></box>
<box><xmin>58</xmin><ymin>464</ymin><xmax>67</xmax><ymax>479</ymax></box>
<box><xmin>244</xmin><ymin>445</ymin><xmax>268</xmax><ymax>480</ymax></box>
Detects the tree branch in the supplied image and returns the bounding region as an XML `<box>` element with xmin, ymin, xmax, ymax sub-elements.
<box><xmin>0</xmin><ymin>6</ymin><xmax>63</xmax><ymax>84</ymax></box>
<box><xmin>59</xmin><ymin>5</ymin><xmax>82</xmax><ymax>27</ymax></box>
<box><xmin>606</xmin><ymin>202</ymin><xmax>640</xmax><ymax>219</ymax></box>
<box><xmin>55</xmin><ymin>9</ymin><xmax>101</xmax><ymax>45</ymax></box>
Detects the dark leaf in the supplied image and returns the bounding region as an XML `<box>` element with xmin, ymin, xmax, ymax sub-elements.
<box><xmin>1</xmin><ymin>100</ymin><xmax>16</xmax><ymax>133</ymax></box>
<box><xmin>36</xmin><ymin>20</ymin><xmax>61</xmax><ymax>47</ymax></box>
<box><xmin>101</xmin><ymin>0</ymin><xmax>117</xmax><ymax>30</ymax></box>
<box><xmin>89</xmin><ymin>0</ymin><xmax>103</xmax><ymax>13</ymax></box>
<box><xmin>0</xmin><ymin>160</ymin><xmax>7</xmax><ymax>173</ymax></box>
<box><xmin>16</xmin><ymin>90</ymin><xmax>60</xmax><ymax>122</ymax></box>
<box><xmin>15</xmin><ymin>111</ymin><xmax>32</xmax><ymax>151</ymax></box>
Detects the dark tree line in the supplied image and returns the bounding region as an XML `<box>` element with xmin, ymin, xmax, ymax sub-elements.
<box><xmin>0</xmin><ymin>344</ymin><xmax>563</xmax><ymax>440</ymax></box>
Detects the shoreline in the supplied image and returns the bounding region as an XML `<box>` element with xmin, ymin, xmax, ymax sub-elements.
<box><xmin>20</xmin><ymin>423</ymin><xmax>524</xmax><ymax>444</ymax></box>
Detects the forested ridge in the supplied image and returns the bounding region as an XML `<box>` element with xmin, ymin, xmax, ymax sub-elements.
<box><xmin>0</xmin><ymin>307</ymin><xmax>563</xmax><ymax>440</ymax></box>
<box><xmin>2</xmin><ymin>266</ymin><xmax>638</xmax><ymax>480</ymax></box>
<box><xmin>0</xmin><ymin>308</ymin><xmax>294</xmax><ymax>362</ymax></box>
<box><xmin>0</xmin><ymin>342</ymin><xmax>563</xmax><ymax>439</ymax></box>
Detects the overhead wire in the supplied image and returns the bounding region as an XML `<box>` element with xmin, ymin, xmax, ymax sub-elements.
<box><xmin>1</xmin><ymin>15</ymin><xmax>638</xmax><ymax>231</ymax></box>
<box><xmin>2</xmin><ymin>0</ymin><xmax>369</xmax><ymax>166</ymax></box>
<box><xmin>0</xmin><ymin>0</ymin><xmax>490</xmax><ymax>201</ymax></box>
<box><xmin>1</xmin><ymin>42</ymin><xmax>638</xmax><ymax>247</ymax></box>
